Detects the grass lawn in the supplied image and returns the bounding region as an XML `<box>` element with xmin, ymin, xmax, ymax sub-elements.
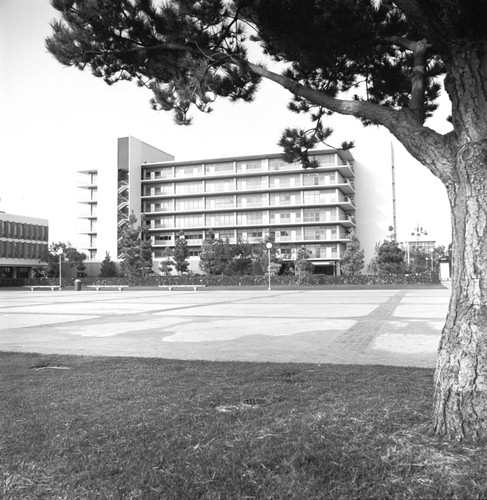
<box><xmin>1</xmin><ymin>352</ymin><xmax>486</xmax><ymax>499</ymax></box>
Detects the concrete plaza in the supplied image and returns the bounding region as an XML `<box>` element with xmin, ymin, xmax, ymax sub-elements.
<box><xmin>0</xmin><ymin>286</ymin><xmax>450</xmax><ymax>367</ymax></box>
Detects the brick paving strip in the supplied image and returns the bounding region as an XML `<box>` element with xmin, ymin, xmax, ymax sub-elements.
<box><xmin>331</xmin><ymin>291</ymin><xmax>408</xmax><ymax>353</ymax></box>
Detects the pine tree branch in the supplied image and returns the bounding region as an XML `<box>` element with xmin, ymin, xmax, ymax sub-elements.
<box><xmin>393</xmin><ymin>0</ymin><xmax>430</xmax><ymax>31</ymax></box>
<box><xmin>247</xmin><ymin>62</ymin><xmax>456</xmax><ymax>182</ymax></box>
<box><xmin>247</xmin><ymin>62</ymin><xmax>400</xmax><ymax>128</ymax></box>
<box><xmin>409</xmin><ymin>38</ymin><xmax>431</xmax><ymax>125</ymax></box>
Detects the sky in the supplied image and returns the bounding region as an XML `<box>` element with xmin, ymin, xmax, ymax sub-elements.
<box><xmin>0</xmin><ymin>0</ymin><xmax>452</xmax><ymax>249</ymax></box>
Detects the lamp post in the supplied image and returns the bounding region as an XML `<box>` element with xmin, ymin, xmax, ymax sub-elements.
<box><xmin>429</xmin><ymin>248</ymin><xmax>434</xmax><ymax>271</ymax></box>
<box><xmin>266</xmin><ymin>242</ymin><xmax>273</xmax><ymax>291</ymax></box>
<box><xmin>57</xmin><ymin>248</ymin><xmax>63</xmax><ymax>288</ymax></box>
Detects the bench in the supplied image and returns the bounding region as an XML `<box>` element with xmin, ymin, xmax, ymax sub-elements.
<box><xmin>24</xmin><ymin>285</ymin><xmax>62</xmax><ymax>291</ymax></box>
<box><xmin>158</xmin><ymin>285</ymin><xmax>206</xmax><ymax>292</ymax></box>
<box><xmin>87</xmin><ymin>285</ymin><xmax>129</xmax><ymax>292</ymax></box>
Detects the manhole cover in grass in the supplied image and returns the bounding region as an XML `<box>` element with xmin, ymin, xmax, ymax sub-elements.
<box><xmin>215</xmin><ymin>398</ymin><xmax>267</xmax><ymax>413</ymax></box>
<box><xmin>241</xmin><ymin>397</ymin><xmax>266</xmax><ymax>407</ymax></box>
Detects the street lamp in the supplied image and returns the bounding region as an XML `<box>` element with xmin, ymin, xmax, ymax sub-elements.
<box><xmin>266</xmin><ymin>242</ymin><xmax>273</xmax><ymax>291</ymax></box>
<box><xmin>57</xmin><ymin>248</ymin><xmax>63</xmax><ymax>288</ymax></box>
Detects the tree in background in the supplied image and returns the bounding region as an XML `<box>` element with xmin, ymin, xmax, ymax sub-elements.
<box><xmin>158</xmin><ymin>247</ymin><xmax>174</xmax><ymax>277</ymax></box>
<box><xmin>199</xmin><ymin>230</ymin><xmax>230</xmax><ymax>275</ymax></box>
<box><xmin>294</xmin><ymin>247</ymin><xmax>313</xmax><ymax>284</ymax></box>
<box><xmin>47</xmin><ymin>0</ymin><xmax>487</xmax><ymax>440</ymax></box>
<box><xmin>340</xmin><ymin>231</ymin><xmax>365</xmax><ymax>276</ymax></box>
<box><xmin>227</xmin><ymin>238</ymin><xmax>253</xmax><ymax>276</ymax></box>
<box><xmin>99</xmin><ymin>252</ymin><xmax>118</xmax><ymax>278</ymax></box>
<box><xmin>41</xmin><ymin>242</ymin><xmax>87</xmax><ymax>278</ymax></box>
<box><xmin>255</xmin><ymin>233</ymin><xmax>280</xmax><ymax>275</ymax></box>
<box><xmin>370</xmin><ymin>240</ymin><xmax>407</xmax><ymax>275</ymax></box>
<box><xmin>173</xmin><ymin>231</ymin><xmax>190</xmax><ymax>274</ymax></box>
<box><xmin>119</xmin><ymin>214</ymin><xmax>153</xmax><ymax>278</ymax></box>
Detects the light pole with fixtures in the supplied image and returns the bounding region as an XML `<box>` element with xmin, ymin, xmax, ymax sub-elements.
<box><xmin>266</xmin><ymin>242</ymin><xmax>273</xmax><ymax>291</ymax></box>
<box><xmin>57</xmin><ymin>248</ymin><xmax>63</xmax><ymax>288</ymax></box>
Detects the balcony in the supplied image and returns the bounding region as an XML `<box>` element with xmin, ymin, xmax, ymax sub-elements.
<box><xmin>337</xmin><ymin>179</ymin><xmax>355</xmax><ymax>195</ymax></box>
<box><xmin>337</xmin><ymin>196</ymin><xmax>355</xmax><ymax>211</ymax></box>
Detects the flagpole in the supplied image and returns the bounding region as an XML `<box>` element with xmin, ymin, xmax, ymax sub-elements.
<box><xmin>391</xmin><ymin>141</ymin><xmax>397</xmax><ymax>241</ymax></box>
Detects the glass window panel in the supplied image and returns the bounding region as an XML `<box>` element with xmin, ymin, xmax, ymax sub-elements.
<box><xmin>175</xmin><ymin>181</ymin><xmax>202</xmax><ymax>194</ymax></box>
<box><xmin>269</xmin><ymin>158</ymin><xmax>300</xmax><ymax>171</ymax></box>
<box><xmin>205</xmin><ymin>179</ymin><xmax>234</xmax><ymax>192</ymax></box>
<box><xmin>175</xmin><ymin>214</ymin><xmax>204</xmax><ymax>228</ymax></box>
<box><xmin>236</xmin><ymin>177</ymin><xmax>266</xmax><ymax>190</ymax></box>
<box><xmin>236</xmin><ymin>160</ymin><xmax>264</xmax><ymax>173</ymax></box>
<box><xmin>205</xmin><ymin>195</ymin><xmax>234</xmax><ymax>209</ymax></box>
<box><xmin>206</xmin><ymin>212</ymin><xmax>235</xmax><ymax>226</ymax></box>
<box><xmin>175</xmin><ymin>198</ymin><xmax>204</xmax><ymax>211</ymax></box>
<box><xmin>175</xmin><ymin>165</ymin><xmax>203</xmax><ymax>177</ymax></box>
<box><xmin>205</xmin><ymin>162</ymin><xmax>234</xmax><ymax>175</ymax></box>
<box><xmin>236</xmin><ymin>193</ymin><xmax>266</xmax><ymax>208</ymax></box>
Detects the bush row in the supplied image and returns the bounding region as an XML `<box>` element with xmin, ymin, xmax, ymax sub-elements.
<box><xmin>25</xmin><ymin>271</ymin><xmax>441</xmax><ymax>288</ymax></box>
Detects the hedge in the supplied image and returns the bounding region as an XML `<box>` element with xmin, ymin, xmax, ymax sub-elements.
<box><xmin>25</xmin><ymin>271</ymin><xmax>441</xmax><ymax>288</ymax></box>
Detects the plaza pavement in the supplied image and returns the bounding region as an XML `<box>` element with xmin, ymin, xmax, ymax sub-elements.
<box><xmin>0</xmin><ymin>286</ymin><xmax>450</xmax><ymax>368</ymax></box>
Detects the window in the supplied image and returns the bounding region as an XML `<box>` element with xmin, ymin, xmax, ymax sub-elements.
<box><xmin>236</xmin><ymin>177</ymin><xmax>266</xmax><ymax>190</ymax></box>
<box><xmin>313</xmin><ymin>154</ymin><xmax>338</xmax><ymax>166</ymax></box>
<box><xmin>303</xmin><ymin>190</ymin><xmax>337</xmax><ymax>204</ymax></box>
<box><xmin>269</xmin><ymin>192</ymin><xmax>301</xmax><ymax>206</ymax></box>
<box><xmin>214</xmin><ymin>230</ymin><xmax>235</xmax><ymax>242</ymax></box>
<box><xmin>206</xmin><ymin>212</ymin><xmax>235</xmax><ymax>226</ymax></box>
<box><xmin>175</xmin><ymin>214</ymin><xmax>203</xmax><ymax>228</ymax></box>
<box><xmin>236</xmin><ymin>194</ymin><xmax>266</xmax><ymax>208</ymax></box>
<box><xmin>303</xmin><ymin>209</ymin><xmax>322</xmax><ymax>222</ymax></box>
<box><xmin>237</xmin><ymin>211</ymin><xmax>266</xmax><ymax>225</ymax></box>
<box><xmin>269</xmin><ymin>174</ymin><xmax>300</xmax><ymax>188</ymax></box>
<box><xmin>236</xmin><ymin>160</ymin><xmax>263</xmax><ymax>173</ymax></box>
<box><xmin>175</xmin><ymin>165</ymin><xmax>203</xmax><ymax>177</ymax></box>
<box><xmin>175</xmin><ymin>198</ymin><xmax>204</xmax><ymax>211</ymax></box>
<box><xmin>185</xmin><ymin>233</ymin><xmax>203</xmax><ymax>240</ymax></box>
<box><xmin>149</xmin><ymin>200</ymin><xmax>174</xmax><ymax>212</ymax></box>
<box><xmin>205</xmin><ymin>162</ymin><xmax>234</xmax><ymax>175</ymax></box>
<box><xmin>175</xmin><ymin>181</ymin><xmax>202</xmax><ymax>194</ymax></box>
<box><xmin>205</xmin><ymin>179</ymin><xmax>234</xmax><ymax>192</ymax></box>
<box><xmin>269</xmin><ymin>158</ymin><xmax>300</xmax><ymax>171</ymax></box>
<box><xmin>146</xmin><ymin>184</ymin><xmax>173</xmax><ymax>196</ymax></box>
<box><xmin>205</xmin><ymin>195</ymin><xmax>234</xmax><ymax>209</ymax></box>
<box><xmin>155</xmin><ymin>216</ymin><xmax>173</xmax><ymax>229</ymax></box>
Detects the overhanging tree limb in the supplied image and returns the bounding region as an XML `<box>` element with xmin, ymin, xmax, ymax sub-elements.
<box><xmin>247</xmin><ymin>61</ymin><xmax>456</xmax><ymax>182</ymax></box>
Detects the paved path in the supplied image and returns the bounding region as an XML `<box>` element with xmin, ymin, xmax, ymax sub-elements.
<box><xmin>0</xmin><ymin>287</ymin><xmax>450</xmax><ymax>367</ymax></box>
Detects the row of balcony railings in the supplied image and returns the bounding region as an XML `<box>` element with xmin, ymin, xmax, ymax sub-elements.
<box><xmin>152</xmin><ymin>228</ymin><xmax>348</xmax><ymax>243</ymax></box>
<box><xmin>142</xmin><ymin>155</ymin><xmax>353</xmax><ymax>180</ymax></box>
<box><xmin>142</xmin><ymin>176</ymin><xmax>354</xmax><ymax>195</ymax></box>
<box><xmin>145</xmin><ymin>196</ymin><xmax>354</xmax><ymax>211</ymax></box>
<box><xmin>154</xmin><ymin>244</ymin><xmax>342</xmax><ymax>260</ymax></box>
<box><xmin>150</xmin><ymin>215</ymin><xmax>355</xmax><ymax>229</ymax></box>
<box><xmin>148</xmin><ymin>206</ymin><xmax>355</xmax><ymax>223</ymax></box>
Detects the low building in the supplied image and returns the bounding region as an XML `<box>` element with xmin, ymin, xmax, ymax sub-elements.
<box><xmin>0</xmin><ymin>212</ymin><xmax>49</xmax><ymax>279</ymax></box>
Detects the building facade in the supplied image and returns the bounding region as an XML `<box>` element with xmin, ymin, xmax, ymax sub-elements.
<box><xmin>78</xmin><ymin>137</ymin><xmax>356</xmax><ymax>275</ymax></box>
<box><xmin>0</xmin><ymin>212</ymin><xmax>49</xmax><ymax>279</ymax></box>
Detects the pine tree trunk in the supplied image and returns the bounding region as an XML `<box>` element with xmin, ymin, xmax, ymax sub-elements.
<box><xmin>433</xmin><ymin>141</ymin><xmax>487</xmax><ymax>441</ymax></box>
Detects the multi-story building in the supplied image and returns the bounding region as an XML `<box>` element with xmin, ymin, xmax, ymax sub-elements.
<box><xmin>0</xmin><ymin>212</ymin><xmax>49</xmax><ymax>279</ymax></box>
<box><xmin>78</xmin><ymin>136</ymin><xmax>356</xmax><ymax>275</ymax></box>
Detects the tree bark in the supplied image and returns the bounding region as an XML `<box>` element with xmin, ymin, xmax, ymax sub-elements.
<box><xmin>433</xmin><ymin>140</ymin><xmax>487</xmax><ymax>441</ymax></box>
